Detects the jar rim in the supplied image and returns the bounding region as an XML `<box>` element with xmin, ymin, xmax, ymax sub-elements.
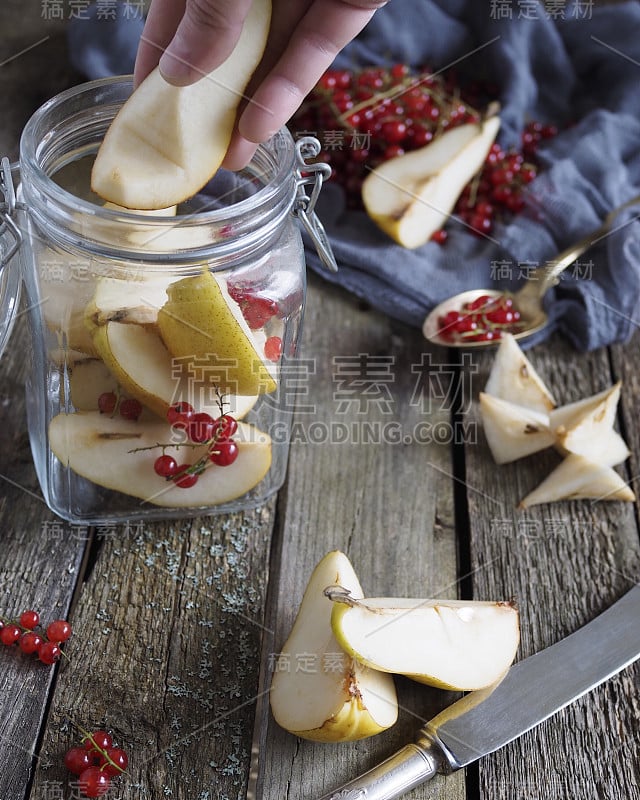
<box><xmin>18</xmin><ymin>76</ymin><xmax>299</xmax><ymax>266</ymax></box>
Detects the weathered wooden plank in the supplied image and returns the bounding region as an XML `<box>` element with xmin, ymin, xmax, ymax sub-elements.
<box><xmin>463</xmin><ymin>335</ymin><xmax>640</xmax><ymax>800</ymax></box>
<box><xmin>28</xmin><ymin>502</ymin><xmax>276</xmax><ymax>800</ymax></box>
<box><xmin>255</xmin><ymin>276</ymin><xmax>465</xmax><ymax>800</ymax></box>
<box><xmin>0</xmin><ymin>316</ymin><xmax>88</xmax><ymax>800</ymax></box>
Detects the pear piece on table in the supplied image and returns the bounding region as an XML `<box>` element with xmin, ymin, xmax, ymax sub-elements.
<box><xmin>91</xmin><ymin>0</ymin><xmax>271</xmax><ymax>209</ymax></box>
<box><xmin>550</xmin><ymin>383</ymin><xmax>629</xmax><ymax>467</ymax></box>
<box><xmin>362</xmin><ymin>113</ymin><xmax>500</xmax><ymax>248</ymax></box>
<box><xmin>479</xmin><ymin>392</ymin><xmax>554</xmax><ymax>464</ymax></box>
<box><xmin>484</xmin><ymin>333</ymin><xmax>555</xmax><ymax>413</ymax></box>
<box><xmin>329</xmin><ymin>591</ymin><xmax>520</xmax><ymax>692</ymax></box>
<box><xmin>518</xmin><ymin>453</ymin><xmax>635</xmax><ymax>509</ymax></box>
<box><xmin>269</xmin><ymin>551</ymin><xmax>398</xmax><ymax>742</ymax></box>
<box><xmin>49</xmin><ymin>413</ymin><xmax>271</xmax><ymax>507</ymax></box>
<box><xmin>157</xmin><ymin>271</ymin><xmax>277</xmax><ymax>396</ymax></box>
<box><xmin>88</xmin><ymin>321</ymin><xmax>258</xmax><ymax>420</ymax></box>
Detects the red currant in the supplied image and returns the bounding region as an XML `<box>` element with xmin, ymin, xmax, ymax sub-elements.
<box><xmin>38</xmin><ymin>641</ymin><xmax>61</xmax><ymax>665</ymax></box>
<box><xmin>97</xmin><ymin>392</ymin><xmax>117</xmax><ymax>415</ymax></box>
<box><xmin>264</xmin><ymin>336</ymin><xmax>283</xmax><ymax>362</ymax></box>
<box><xmin>99</xmin><ymin>747</ymin><xmax>128</xmax><ymax>776</ymax></box>
<box><xmin>19</xmin><ymin>631</ymin><xmax>44</xmax><ymax>655</ymax></box>
<box><xmin>154</xmin><ymin>454</ymin><xmax>179</xmax><ymax>478</ymax></box>
<box><xmin>430</xmin><ymin>229</ymin><xmax>448</xmax><ymax>245</ymax></box>
<box><xmin>19</xmin><ymin>610</ymin><xmax>40</xmax><ymax>629</ymax></box>
<box><xmin>174</xmin><ymin>466</ymin><xmax>199</xmax><ymax>489</ymax></box>
<box><xmin>0</xmin><ymin>625</ymin><xmax>21</xmax><ymax>646</ymax></box>
<box><xmin>119</xmin><ymin>398</ymin><xmax>143</xmax><ymax>421</ymax></box>
<box><xmin>167</xmin><ymin>402</ymin><xmax>194</xmax><ymax>426</ymax></box>
<box><xmin>212</xmin><ymin>414</ymin><xmax>238</xmax><ymax>439</ymax></box>
<box><xmin>46</xmin><ymin>619</ymin><xmax>72</xmax><ymax>643</ymax></box>
<box><xmin>84</xmin><ymin>731</ymin><xmax>113</xmax><ymax>752</ymax></box>
<box><xmin>78</xmin><ymin>766</ymin><xmax>110</xmax><ymax>798</ymax></box>
<box><xmin>188</xmin><ymin>412</ymin><xmax>216</xmax><ymax>443</ymax></box>
<box><xmin>64</xmin><ymin>746</ymin><xmax>93</xmax><ymax>775</ymax></box>
<box><xmin>209</xmin><ymin>440</ymin><xmax>239</xmax><ymax>467</ymax></box>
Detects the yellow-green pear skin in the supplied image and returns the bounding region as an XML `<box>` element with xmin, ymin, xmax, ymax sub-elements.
<box><xmin>157</xmin><ymin>271</ymin><xmax>277</xmax><ymax>396</ymax></box>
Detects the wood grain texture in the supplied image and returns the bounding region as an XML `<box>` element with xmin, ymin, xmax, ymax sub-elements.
<box><xmin>254</xmin><ymin>277</ymin><xmax>465</xmax><ymax>800</ymax></box>
<box><xmin>0</xmin><ymin>317</ymin><xmax>88</xmax><ymax>800</ymax></box>
<box><xmin>28</xmin><ymin>502</ymin><xmax>276</xmax><ymax>800</ymax></box>
<box><xmin>463</xmin><ymin>335</ymin><xmax>640</xmax><ymax>800</ymax></box>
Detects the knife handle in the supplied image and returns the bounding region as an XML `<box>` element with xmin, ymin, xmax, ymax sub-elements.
<box><xmin>316</xmin><ymin>737</ymin><xmax>442</xmax><ymax>800</ymax></box>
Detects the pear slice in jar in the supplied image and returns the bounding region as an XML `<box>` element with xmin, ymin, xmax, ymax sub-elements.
<box><xmin>49</xmin><ymin>413</ymin><xmax>272</xmax><ymax>508</ymax></box>
<box><xmin>87</xmin><ymin>321</ymin><xmax>258</xmax><ymax>420</ymax></box>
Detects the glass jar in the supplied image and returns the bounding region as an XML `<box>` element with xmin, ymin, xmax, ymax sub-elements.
<box><xmin>1</xmin><ymin>76</ymin><xmax>335</xmax><ymax>524</ymax></box>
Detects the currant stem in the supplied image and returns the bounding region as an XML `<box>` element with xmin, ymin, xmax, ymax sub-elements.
<box><xmin>69</xmin><ymin>721</ymin><xmax>127</xmax><ymax>775</ymax></box>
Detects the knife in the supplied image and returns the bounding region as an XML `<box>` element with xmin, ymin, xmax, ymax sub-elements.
<box><xmin>317</xmin><ymin>582</ymin><xmax>640</xmax><ymax>800</ymax></box>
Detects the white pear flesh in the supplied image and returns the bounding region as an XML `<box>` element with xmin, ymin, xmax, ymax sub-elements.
<box><xmin>49</xmin><ymin>413</ymin><xmax>271</xmax><ymax>508</ymax></box>
<box><xmin>91</xmin><ymin>0</ymin><xmax>271</xmax><ymax>209</ymax></box>
<box><xmin>362</xmin><ymin>115</ymin><xmax>500</xmax><ymax>248</ymax></box>
<box><xmin>88</xmin><ymin>321</ymin><xmax>258</xmax><ymax>420</ymax></box>
<box><xmin>484</xmin><ymin>333</ymin><xmax>555</xmax><ymax>413</ymax></box>
<box><xmin>269</xmin><ymin>551</ymin><xmax>398</xmax><ymax>742</ymax></box>
<box><xmin>68</xmin><ymin>359</ymin><xmax>118</xmax><ymax>410</ymax></box>
<box><xmin>479</xmin><ymin>392</ymin><xmax>554</xmax><ymax>464</ymax></box>
<box><xmin>86</xmin><ymin>274</ymin><xmax>174</xmax><ymax>327</ymax></box>
<box><xmin>519</xmin><ymin>453</ymin><xmax>635</xmax><ymax>509</ymax></box>
<box><xmin>330</xmin><ymin>595</ymin><xmax>519</xmax><ymax>692</ymax></box>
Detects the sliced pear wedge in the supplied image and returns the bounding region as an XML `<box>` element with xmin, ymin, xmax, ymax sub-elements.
<box><xmin>88</xmin><ymin>321</ymin><xmax>258</xmax><ymax>420</ymax></box>
<box><xmin>479</xmin><ymin>392</ymin><xmax>554</xmax><ymax>464</ymax></box>
<box><xmin>362</xmin><ymin>113</ymin><xmax>500</xmax><ymax>248</ymax></box>
<box><xmin>91</xmin><ymin>0</ymin><xmax>271</xmax><ymax>209</ymax></box>
<box><xmin>85</xmin><ymin>274</ymin><xmax>174</xmax><ymax>328</ymax></box>
<box><xmin>157</xmin><ymin>271</ymin><xmax>277</xmax><ymax>396</ymax></box>
<box><xmin>269</xmin><ymin>551</ymin><xmax>398</xmax><ymax>742</ymax></box>
<box><xmin>68</xmin><ymin>359</ymin><xmax>118</xmax><ymax>410</ymax></box>
<box><xmin>519</xmin><ymin>454</ymin><xmax>635</xmax><ymax>509</ymax></box>
<box><xmin>484</xmin><ymin>333</ymin><xmax>555</xmax><ymax>413</ymax></box>
<box><xmin>49</xmin><ymin>413</ymin><xmax>271</xmax><ymax>507</ymax></box>
<box><xmin>328</xmin><ymin>590</ymin><xmax>519</xmax><ymax>692</ymax></box>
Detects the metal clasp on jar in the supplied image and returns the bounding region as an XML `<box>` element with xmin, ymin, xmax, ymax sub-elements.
<box><xmin>294</xmin><ymin>137</ymin><xmax>338</xmax><ymax>273</ymax></box>
<box><xmin>0</xmin><ymin>157</ymin><xmax>23</xmax><ymax>269</ymax></box>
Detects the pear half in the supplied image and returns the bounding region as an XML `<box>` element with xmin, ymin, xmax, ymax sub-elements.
<box><xmin>484</xmin><ymin>333</ymin><xmax>555</xmax><ymax>413</ymax></box>
<box><xmin>519</xmin><ymin>454</ymin><xmax>635</xmax><ymax>508</ymax></box>
<box><xmin>269</xmin><ymin>551</ymin><xmax>398</xmax><ymax>742</ymax></box>
<box><xmin>362</xmin><ymin>114</ymin><xmax>500</xmax><ymax>248</ymax></box>
<box><xmin>91</xmin><ymin>0</ymin><xmax>272</xmax><ymax>209</ymax></box>
<box><xmin>479</xmin><ymin>392</ymin><xmax>554</xmax><ymax>464</ymax></box>
<box><xmin>329</xmin><ymin>592</ymin><xmax>519</xmax><ymax>692</ymax></box>
<box><xmin>88</xmin><ymin>321</ymin><xmax>258</xmax><ymax>420</ymax></box>
<box><xmin>49</xmin><ymin>412</ymin><xmax>271</xmax><ymax>507</ymax></box>
<box><xmin>157</xmin><ymin>271</ymin><xmax>277</xmax><ymax>396</ymax></box>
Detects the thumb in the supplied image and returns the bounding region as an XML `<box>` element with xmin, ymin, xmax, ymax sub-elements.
<box><xmin>159</xmin><ymin>0</ymin><xmax>254</xmax><ymax>86</ymax></box>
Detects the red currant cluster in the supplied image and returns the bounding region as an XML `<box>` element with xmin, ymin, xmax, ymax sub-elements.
<box><xmin>97</xmin><ymin>391</ymin><xmax>143</xmax><ymax>421</ymax></box>
<box><xmin>149</xmin><ymin>402</ymin><xmax>239</xmax><ymax>489</ymax></box>
<box><xmin>227</xmin><ymin>284</ymin><xmax>283</xmax><ymax>362</ymax></box>
<box><xmin>452</xmin><ymin>121</ymin><xmax>557</xmax><ymax>238</ymax></box>
<box><xmin>64</xmin><ymin>730</ymin><xmax>128</xmax><ymax>798</ymax></box>
<box><xmin>0</xmin><ymin>610</ymin><xmax>72</xmax><ymax>665</ymax></box>
<box><xmin>437</xmin><ymin>294</ymin><xmax>523</xmax><ymax>343</ymax></box>
<box><xmin>291</xmin><ymin>64</ymin><xmax>558</xmax><ymax>236</ymax></box>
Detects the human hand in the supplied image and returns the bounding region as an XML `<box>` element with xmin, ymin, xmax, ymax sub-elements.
<box><xmin>134</xmin><ymin>0</ymin><xmax>388</xmax><ymax>169</ymax></box>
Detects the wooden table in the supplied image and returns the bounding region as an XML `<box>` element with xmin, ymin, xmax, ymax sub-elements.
<box><xmin>1</xmin><ymin>8</ymin><xmax>638</xmax><ymax>800</ymax></box>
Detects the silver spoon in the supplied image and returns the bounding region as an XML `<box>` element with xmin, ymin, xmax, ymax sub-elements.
<box><xmin>422</xmin><ymin>195</ymin><xmax>640</xmax><ymax>348</ymax></box>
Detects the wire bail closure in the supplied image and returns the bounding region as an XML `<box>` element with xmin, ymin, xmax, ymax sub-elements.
<box><xmin>0</xmin><ymin>157</ymin><xmax>22</xmax><ymax>270</ymax></box>
<box><xmin>294</xmin><ymin>137</ymin><xmax>338</xmax><ymax>273</ymax></box>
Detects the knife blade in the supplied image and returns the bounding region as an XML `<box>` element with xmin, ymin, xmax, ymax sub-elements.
<box><xmin>316</xmin><ymin>582</ymin><xmax>640</xmax><ymax>800</ymax></box>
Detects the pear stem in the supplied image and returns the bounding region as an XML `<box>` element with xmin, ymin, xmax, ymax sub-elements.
<box><xmin>323</xmin><ymin>586</ymin><xmax>358</xmax><ymax>606</ymax></box>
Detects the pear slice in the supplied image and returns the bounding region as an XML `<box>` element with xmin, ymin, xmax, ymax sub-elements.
<box><xmin>85</xmin><ymin>274</ymin><xmax>174</xmax><ymax>327</ymax></box>
<box><xmin>269</xmin><ymin>551</ymin><xmax>398</xmax><ymax>742</ymax></box>
<box><xmin>88</xmin><ymin>321</ymin><xmax>258</xmax><ymax>419</ymax></box>
<box><xmin>91</xmin><ymin>0</ymin><xmax>272</xmax><ymax>209</ymax></box>
<box><xmin>329</xmin><ymin>591</ymin><xmax>519</xmax><ymax>692</ymax></box>
<box><xmin>49</xmin><ymin>412</ymin><xmax>271</xmax><ymax>507</ymax></box>
<box><xmin>484</xmin><ymin>333</ymin><xmax>555</xmax><ymax>413</ymax></box>
<box><xmin>549</xmin><ymin>383</ymin><xmax>620</xmax><ymax>434</ymax></box>
<box><xmin>479</xmin><ymin>392</ymin><xmax>554</xmax><ymax>464</ymax></box>
<box><xmin>518</xmin><ymin>454</ymin><xmax>635</xmax><ymax>509</ymax></box>
<box><xmin>157</xmin><ymin>271</ymin><xmax>277</xmax><ymax>396</ymax></box>
<box><xmin>103</xmin><ymin>201</ymin><xmax>177</xmax><ymax>217</ymax></box>
<box><xmin>68</xmin><ymin>359</ymin><xmax>118</xmax><ymax>410</ymax></box>
<box><xmin>362</xmin><ymin>114</ymin><xmax>500</xmax><ymax>248</ymax></box>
